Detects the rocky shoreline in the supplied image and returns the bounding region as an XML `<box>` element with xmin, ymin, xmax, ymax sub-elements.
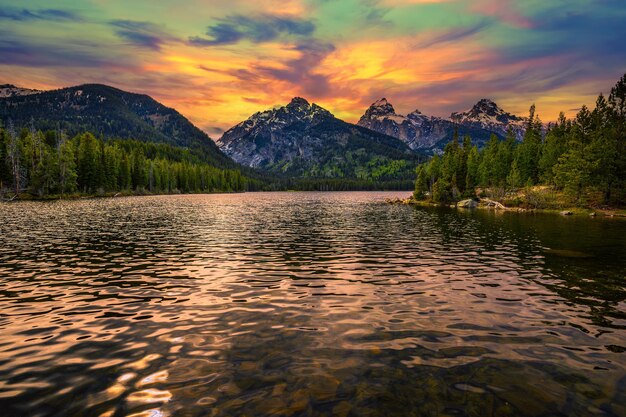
<box><xmin>385</xmin><ymin>196</ymin><xmax>626</xmax><ymax>218</ymax></box>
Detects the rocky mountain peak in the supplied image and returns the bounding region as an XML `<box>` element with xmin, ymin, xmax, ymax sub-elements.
<box><xmin>216</xmin><ymin>96</ymin><xmax>415</xmax><ymax>176</ymax></box>
<box><xmin>450</xmin><ymin>99</ymin><xmax>526</xmax><ymax>140</ymax></box>
<box><xmin>472</xmin><ymin>98</ymin><xmax>500</xmax><ymax>115</ymax></box>
<box><xmin>364</xmin><ymin>98</ymin><xmax>396</xmax><ymax>117</ymax></box>
<box><xmin>451</xmin><ymin>99</ymin><xmax>511</xmax><ymax>122</ymax></box>
<box><xmin>287</xmin><ymin>96</ymin><xmax>310</xmax><ymax>108</ymax></box>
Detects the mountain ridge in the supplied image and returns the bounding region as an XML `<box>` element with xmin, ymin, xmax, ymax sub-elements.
<box><xmin>450</xmin><ymin>98</ymin><xmax>526</xmax><ymax>140</ymax></box>
<box><xmin>217</xmin><ymin>97</ymin><xmax>420</xmax><ymax>180</ymax></box>
<box><xmin>0</xmin><ymin>83</ymin><xmax>234</xmax><ymax>167</ymax></box>
<box><xmin>357</xmin><ymin>98</ymin><xmax>518</xmax><ymax>152</ymax></box>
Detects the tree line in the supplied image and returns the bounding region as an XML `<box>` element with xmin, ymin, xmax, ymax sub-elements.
<box><xmin>0</xmin><ymin>125</ymin><xmax>416</xmax><ymax>198</ymax></box>
<box><xmin>414</xmin><ymin>74</ymin><xmax>626</xmax><ymax>207</ymax></box>
<box><xmin>0</xmin><ymin>127</ymin><xmax>248</xmax><ymax>198</ymax></box>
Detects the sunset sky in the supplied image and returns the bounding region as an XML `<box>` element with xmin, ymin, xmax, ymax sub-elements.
<box><xmin>1</xmin><ymin>0</ymin><xmax>625</xmax><ymax>137</ymax></box>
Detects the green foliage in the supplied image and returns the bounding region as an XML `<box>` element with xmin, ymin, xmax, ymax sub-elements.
<box><xmin>414</xmin><ymin>165</ymin><xmax>428</xmax><ymax>199</ymax></box>
<box><xmin>465</xmin><ymin>145</ymin><xmax>480</xmax><ymax>195</ymax></box>
<box><xmin>0</xmin><ymin>128</ymin><xmax>247</xmax><ymax>197</ymax></box>
<box><xmin>553</xmin><ymin>139</ymin><xmax>594</xmax><ymax>203</ymax></box>
<box><xmin>413</xmin><ymin>73</ymin><xmax>626</xmax><ymax>207</ymax></box>
<box><xmin>431</xmin><ymin>178</ymin><xmax>453</xmax><ymax>204</ymax></box>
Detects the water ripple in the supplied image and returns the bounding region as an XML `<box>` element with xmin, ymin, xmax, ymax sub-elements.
<box><xmin>0</xmin><ymin>192</ymin><xmax>624</xmax><ymax>416</ymax></box>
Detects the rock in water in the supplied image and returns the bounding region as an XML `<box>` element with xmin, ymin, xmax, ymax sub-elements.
<box><xmin>457</xmin><ymin>199</ymin><xmax>478</xmax><ymax>209</ymax></box>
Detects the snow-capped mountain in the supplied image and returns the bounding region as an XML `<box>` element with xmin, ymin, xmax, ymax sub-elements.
<box><xmin>217</xmin><ymin>97</ymin><xmax>419</xmax><ymax>178</ymax></box>
<box><xmin>358</xmin><ymin>98</ymin><xmax>499</xmax><ymax>153</ymax></box>
<box><xmin>0</xmin><ymin>84</ymin><xmax>41</xmax><ymax>98</ymax></box>
<box><xmin>450</xmin><ymin>99</ymin><xmax>526</xmax><ymax>140</ymax></box>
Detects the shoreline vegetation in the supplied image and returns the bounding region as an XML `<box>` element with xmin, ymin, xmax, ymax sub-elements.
<box><xmin>406</xmin><ymin>74</ymin><xmax>626</xmax><ymax>216</ymax></box>
<box><xmin>385</xmin><ymin>191</ymin><xmax>626</xmax><ymax>218</ymax></box>
<box><xmin>0</xmin><ymin>130</ymin><xmax>249</xmax><ymax>200</ymax></box>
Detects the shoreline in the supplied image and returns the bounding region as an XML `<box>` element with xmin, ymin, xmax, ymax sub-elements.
<box><xmin>0</xmin><ymin>189</ymin><xmax>412</xmax><ymax>203</ymax></box>
<box><xmin>386</xmin><ymin>196</ymin><xmax>626</xmax><ymax>218</ymax></box>
<box><xmin>0</xmin><ymin>190</ymin><xmax>246</xmax><ymax>202</ymax></box>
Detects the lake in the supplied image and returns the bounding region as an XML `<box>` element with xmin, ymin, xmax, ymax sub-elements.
<box><xmin>0</xmin><ymin>192</ymin><xmax>624</xmax><ymax>416</ymax></box>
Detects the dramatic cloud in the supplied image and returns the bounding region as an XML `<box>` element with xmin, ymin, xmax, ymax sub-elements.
<box><xmin>111</xmin><ymin>20</ymin><xmax>178</xmax><ymax>50</ymax></box>
<box><xmin>189</xmin><ymin>14</ymin><xmax>315</xmax><ymax>46</ymax></box>
<box><xmin>0</xmin><ymin>0</ymin><xmax>624</xmax><ymax>134</ymax></box>
<box><xmin>261</xmin><ymin>41</ymin><xmax>336</xmax><ymax>97</ymax></box>
<box><xmin>0</xmin><ymin>35</ymin><xmax>115</xmax><ymax>68</ymax></box>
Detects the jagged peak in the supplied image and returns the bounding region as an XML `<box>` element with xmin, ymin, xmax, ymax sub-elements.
<box><xmin>364</xmin><ymin>98</ymin><xmax>396</xmax><ymax>117</ymax></box>
<box><xmin>372</xmin><ymin>97</ymin><xmax>389</xmax><ymax>107</ymax></box>
<box><xmin>287</xmin><ymin>97</ymin><xmax>310</xmax><ymax>107</ymax></box>
<box><xmin>471</xmin><ymin>98</ymin><xmax>500</xmax><ymax>113</ymax></box>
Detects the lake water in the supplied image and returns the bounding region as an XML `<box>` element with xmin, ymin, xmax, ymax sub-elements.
<box><xmin>0</xmin><ymin>192</ymin><xmax>624</xmax><ymax>417</ymax></box>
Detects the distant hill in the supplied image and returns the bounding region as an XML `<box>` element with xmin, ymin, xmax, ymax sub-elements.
<box><xmin>0</xmin><ymin>83</ymin><xmax>234</xmax><ymax>167</ymax></box>
<box><xmin>217</xmin><ymin>97</ymin><xmax>422</xmax><ymax>181</ymax></box>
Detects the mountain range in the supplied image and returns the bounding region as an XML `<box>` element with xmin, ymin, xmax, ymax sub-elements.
<box><xmin>357</xmin><ymin>98</ymin><xmax>526</xmax><ymax>152</ymax></box>
<box><xmin>1</xmin><ymin>82</ymin><xmax>528</xmax><ymax>181</ymax></box>
<box><xmin>217</xmin><ymin>97</ymin><xmax>420</xmax><ymax>180</ymax></box>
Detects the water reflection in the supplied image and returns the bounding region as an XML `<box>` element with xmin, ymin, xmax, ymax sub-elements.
<box><xmin>0</xmin><ymin>192</ymin><xmax>624</xmax><ymax>416</ymax></box>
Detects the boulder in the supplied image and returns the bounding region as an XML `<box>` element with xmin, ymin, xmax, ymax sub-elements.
<box><xmin>560</xmin><ymin>210</ymin><xmax>573</xmax><ymax>216</ymax></box>
<box><xmin>457</xmin><ymin>199</ymin><xmax>478</xmax><ymax>209</ymax></box>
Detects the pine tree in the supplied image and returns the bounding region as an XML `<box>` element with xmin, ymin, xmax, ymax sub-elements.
<box><xmin>604</xmin><ymin>73</ymin><xmax>626</xmax><ymax>203</ymax></box>
<box><xmin>6</xmin><ymin>120</ymin><xmax>21</xmax><ymax>196</ymax></box>
<box><xmin>465</xmin><ymin>145</ymin><xmax>480</xmax><ymax>196</ymax></box>
<box><xmin>507</xmin><ymin>159</ymin><xmax>523</xmax><ymax>188</ymax></box>
<box><xmin>58</xmin><ymin>140</ymin><xmax>77</xmax><ymax>194</ymax></box>
<box><xmin>514</xmin><ymin>105</ymin><xmax>542</xmax><ymax>185</ymax></box>
<box><xmin>431</xmin><ymin>178</ymin><xmax>452</xmax><ymax>204</ymax></box>
<box><xmin>539</xmin><ymin>113</ymin><xmax>568</xmax><ymax>184</ymax></box>
<box><xmin>414</xmin><ymin>165</ymin><xmax>428</xmax><ymax>199</ymax></box>
<box><xmin>478</xmin><ymin>135</ymin><xmax>499</xmax><ymax>186</ymax></box>
<box><xmin>554</xmin><ymin>139</ymin><xmax>594</xmax><ymax>203</ymax></box>
<box><xmin>77</xmin><ymin>133</ymin><xmax>102</xmax><ymax>193</ymax></box>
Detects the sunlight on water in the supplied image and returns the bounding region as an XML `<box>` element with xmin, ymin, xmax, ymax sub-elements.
<box><xmin>0</xmin><ymin>192</ymin><xmax>624</xmax><ymax>416</ymax></box>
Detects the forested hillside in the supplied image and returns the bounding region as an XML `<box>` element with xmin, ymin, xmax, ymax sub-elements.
<box><xmin>0</xmin><ymin>126</ymin><xmax>247</xmax><ymax>198</ymax></box>
<box><xmin>0</xmin><ymin>84</ymin><xmax>234</xmax><ymax>168</ymax></box>
<box><xmin>413</xmin><ymin>74</ymin><xmax>626</xmax><ymax>208</ymax></box>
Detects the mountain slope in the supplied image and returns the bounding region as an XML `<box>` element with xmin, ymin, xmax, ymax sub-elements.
<box><xmin>0</xmin><ymin>83</ymin><xmax>233</xmax><ymax>167</ymax></box>
<box><xmin>358</xmin><ymin>98</ymin><xmax>526</xmax><ymax>153</ymax></box>
<box><xmin>218</xmin><ymin>97</ymin><xmax>420</xmax><ymax>180</ymax></box>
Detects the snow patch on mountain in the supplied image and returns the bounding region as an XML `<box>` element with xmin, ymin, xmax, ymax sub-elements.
<box><xmin>358</xmin><ymin>97</ymin><xmax>528</xmax><ymax>152</ymax></box>
<box><xmin>450</xmin><ymin>99</ymin><xmax>526</xmax><ymax>139</ymax></box>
